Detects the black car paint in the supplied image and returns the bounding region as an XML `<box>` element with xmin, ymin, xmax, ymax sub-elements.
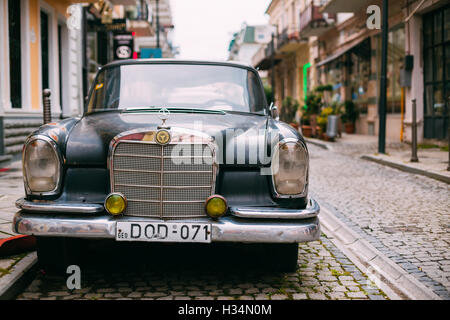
<box><xmin>26</xmin><ymin>60</ymin><xmax>308</xmax><ymax>209</ymax></box>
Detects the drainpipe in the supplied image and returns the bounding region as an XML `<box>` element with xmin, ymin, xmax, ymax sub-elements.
<box><xmin>303</xmin><ymin>62</ymin><xmax>311</xmax><ymax>110</ymax></box>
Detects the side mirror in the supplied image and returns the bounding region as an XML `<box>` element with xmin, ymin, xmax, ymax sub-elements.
<box><xmin>270</xmin><ymin>104</ymin><xmax>279</xmax><ymax>121</ymax></box>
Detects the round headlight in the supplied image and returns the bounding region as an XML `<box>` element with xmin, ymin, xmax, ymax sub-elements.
<box><xmin>105</xmin><ymin>193</ymin><xmax>127</xmax><ymax>215</ymax></box>
<box><xmin>23</xmin><ymin>137</ymin><xmax>61</xmax><ymax>193</ymax></box>
<box><xmin>205</xmin><ymin>195</ymin><xmax>227</xmax><ymax>219</ymax></box>
<box><xmin>272</xmin><ymin>141</ymin><xmax>308</xmax><ymax>196</ymax></box>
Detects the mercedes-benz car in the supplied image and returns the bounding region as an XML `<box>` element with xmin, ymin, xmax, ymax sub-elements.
<box><xmin>13</xmin><ymin>59</ymin><xmax>320</xmax><ymax>272</ymax></box>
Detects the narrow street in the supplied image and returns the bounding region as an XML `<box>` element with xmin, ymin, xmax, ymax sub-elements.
<box><xmin>2</xmin><ymin>138</ymin><xmax>449</xmax><ymax>300</ymax></box>
<box><xmin>308</xmin><ymin>144</ymin><xmax>450</xmax><ymax>299</ymax></box>
<box><xmin>15</xmin><ymin>237</ymin><xmax>386</xmax><ymax>300</ymax></box>
<box><xmin>0</xmin><ymin>0</ymin><xmax>449</xmax><ymax>306</ymax></box>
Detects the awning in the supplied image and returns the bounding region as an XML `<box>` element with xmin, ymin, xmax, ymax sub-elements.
<box><xmin>316</xmin><ymin>37</ymin><xmax>371</xmax><ymax>67</ymax></box>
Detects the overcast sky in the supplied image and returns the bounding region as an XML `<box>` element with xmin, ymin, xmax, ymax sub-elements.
<box><xmin>171</xmin><ymin>0</ymin><xmax>271</xmax><ymax>60</ymax></box>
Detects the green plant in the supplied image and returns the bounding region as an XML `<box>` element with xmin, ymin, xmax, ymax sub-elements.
<box><xmin>264</xmin><ymin>85</ymin><xmax>274</xmax><ymax>105</ymax></box>
<box><xmin>280</xmin><ymin>96</ymin><xmax>299</xmax><ymax>124</ymax></box>
<box><xmin>341</xmin><ymin>100</ymin><xmax>359</xmax><ymax>124</ymax></box>
<box><xmin>314</xmin><ymin>84</ymin><xmax>333</xmax><ymax>93</ymax></box>
<box><xmin>330</xmin><ymin>101</ymin><xmax>344</xmax><ymax>116</ymax></box>
<box><xmin>317</xmin><ymin>107</ymin><xmax>335</xmax><ymax>132</ymax></box>
<box><xmin>304</xmin><ymin>92</ymin><xmax>322</xmax><ymax>116</ymax></box>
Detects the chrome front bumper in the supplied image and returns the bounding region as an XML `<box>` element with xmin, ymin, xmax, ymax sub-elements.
<box><xmin>12</xmin><ymin>200</ymin><xmax>321</xmax><ymax>243</ymax></box>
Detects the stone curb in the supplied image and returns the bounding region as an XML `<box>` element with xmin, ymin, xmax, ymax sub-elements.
<box><xmin>0</xmin><ymin>252</ymin><xmax>37</xmax><ymax>300</ymax></box>
<box><xmin>304</xmin><ymin>138</ymin><xmax>331</xmax><ymax>150</ymax></box>
<box><xmin>319</xmin><ymin>206</ymin><xmax>441</xmax><ymax>300</ymax></box>
<box><xmin>361</xmin><ymin>154</ymin><xmax>450</xmax><ymax>184</ymax></box>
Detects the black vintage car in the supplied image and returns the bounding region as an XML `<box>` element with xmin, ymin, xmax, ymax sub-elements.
<box><xmin>13</xmin><ymin>59</ymin><xmax>320</xmax><ymax>272</ymax></box>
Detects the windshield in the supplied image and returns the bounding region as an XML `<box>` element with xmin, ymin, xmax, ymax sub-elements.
<box><xmin>87</xmin><ymin>63</ymin><xmax>267</xmax><ymax>113</ymax></box>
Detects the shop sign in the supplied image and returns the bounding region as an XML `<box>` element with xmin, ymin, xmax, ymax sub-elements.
<box><xmin>113</xmin><ymin>33</ymin><xmax>134</xmax><ymax>60</ymax></box>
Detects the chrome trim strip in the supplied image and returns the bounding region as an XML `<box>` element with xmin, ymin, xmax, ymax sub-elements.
<box><xmin>128</xmin><ymin>199</ymin><xmax>205</xmax><ymax>203</ymax></box>
<box><xmin>114</xmin><ymin>169</ymin><xmax>212</xmax><ymax>174</ymax></box>
<box><xmin>115</xmin><ymin>183</ymin><xmax>212</xmax><ymax>189</ymax></box>
<box><xmin>230</xmin><ymin>198</ymin><xmax>319</xmax><ymax>219</ymax></box>
<box><xmin>13</xmin><ymin>212</ymin><xmax>320</xmax><ymax>243</ymax></box>
<box><xmin>15</xmin><ymin>198</ymin><xmax>104</xmax><ymax>214</ymax></box>
<box><xmin>114</xmin><ymin>154</ymin><xmax>212</xmax><ymax>159</ymax></box>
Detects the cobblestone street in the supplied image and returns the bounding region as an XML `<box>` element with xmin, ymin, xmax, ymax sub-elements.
<box><xmin>3</xmin><ymin>142</ymin><xmax>449</xmax><ymax>300</ymax></box>
<box><xmin>16</xmin><ymin>237</ymin><xmax>386</xmax><ymax>300</ymax></box>
<box><xmin>308</xmin><ymin>144</ymin><xmax>450</xmax><ymax>299</ymax></box>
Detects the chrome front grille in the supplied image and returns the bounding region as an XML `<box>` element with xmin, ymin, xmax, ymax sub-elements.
<box><xmin>111</xmin><ymin>141</ymin><xmax>215</xmax><ymax>219</ymax></box>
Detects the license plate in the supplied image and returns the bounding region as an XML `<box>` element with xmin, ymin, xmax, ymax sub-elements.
<box><xmin>116</xmin><ymin>222</ymin><xmax>212</xmax><ymax>243</ymax></box>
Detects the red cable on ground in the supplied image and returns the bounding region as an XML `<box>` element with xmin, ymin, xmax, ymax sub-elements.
<box><xmin>0</xmin><ymin>235</ymin><xmax>36</xmax><ymax>257</ymax></box>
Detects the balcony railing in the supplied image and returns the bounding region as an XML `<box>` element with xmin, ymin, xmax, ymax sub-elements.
<box><xmin>125</xmin><ymin>0</ymin><xmax>151</xmax><ymax>22</ymax></box>
<box><xmin>275</xmin><ymin>27</ymin><xmax>303</xmax><ymax>52</ymax></box>
<box><xmin>299</xmin><ymin>2</ymin><xmax>336</xmax><ymax>37</ymax></box>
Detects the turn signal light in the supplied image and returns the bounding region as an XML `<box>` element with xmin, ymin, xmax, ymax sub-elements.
<box><xmin>105</xmin><ymin>193</ymin><xmax>127</xmax><ymax>215</ymax></box>
<box><xmin>205</xmin><ymin>195</ymin><xmax>227</xmax><ymax>219</ymax></box>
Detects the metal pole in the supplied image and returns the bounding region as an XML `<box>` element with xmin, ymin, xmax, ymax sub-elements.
<box><xmin>42</xmin><ymin>89</ymin><xmax>52</xmax><ymax>124</ymax></box>
<box><xmin>156</xmin><ymin>0</ymin><xmax>160</xmax><ymax>49</ymax></box>
<box><xmin>270</xmin><ymin>33</ymin><xmax>275</xmax><ymax>104</ymax></box>
<box><xmin>410</xmin><ymin>98</ymin><xmax>418</xmax><ymax>162</ymax></box>
<box><xmin>447</xmin><ymin>96</ymin><xmax>450</xmax><ymax>170</ymax></box>
<box><xmin>378</xmin><ymin>0</ymin><xmax>388</xmax><ymax>154</ymax></box>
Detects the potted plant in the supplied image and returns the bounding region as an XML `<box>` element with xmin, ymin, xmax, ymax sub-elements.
<box><xmin>280</xmin><ymin>96</ymin><xmax>300</xmax><ymax>129</ymax></box>
<box><xmin>317</xmin><ymin>107</ymin><xmax>335</xmax><ymax>141</ymax></box>
<box><xmin>341</xmin><ymin>100</ymin><xmax>359</xmax><ymax>134</ymax></box>
<box><xmin>303</xmin><ymin>92</ymin><xmax>322</xmax><ymax>138</ymax></box>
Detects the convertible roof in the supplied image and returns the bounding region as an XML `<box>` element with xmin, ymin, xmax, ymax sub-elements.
<box><xmin>101</xmin><ymin>59</ymin><xmax>257</xmax><ymax>72</ymax></box>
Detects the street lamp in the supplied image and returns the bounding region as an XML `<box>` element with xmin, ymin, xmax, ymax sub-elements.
<box><xmin>378</xmin><ymin>0</ymin><xmax>388</xmax><ymax>154</ymax></box>
<box><xmin>156</xmin><ymin>0</ymin><xmax>160</xmax><ymax>49</ymax></box>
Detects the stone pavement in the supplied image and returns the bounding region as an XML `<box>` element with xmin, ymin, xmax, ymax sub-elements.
<box><xmin>17</xmin><ymin>237</ymin><xmax>387</xmax><ymax>300</ymax></box>
<box><xmin>1</xmin><ymin>158</ymin><xmax>388</xmax><ymax>300</ymax></box>
<box><xmin>306</xmin><ymin>133</ymin><xmax>449</xmax><ymax>181</ymax></box>
<box><xmin>0</xmin><ymin>160</ymin><xmax>25</xmax><ymax>283</ymax></box>
<box><xmin>307</xmin><ymin>143</ymin><xmax>450</xmax><ymax>299</ymax></box>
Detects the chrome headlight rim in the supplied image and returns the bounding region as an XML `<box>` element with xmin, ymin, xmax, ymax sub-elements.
<box><xmin>22</xmin><ymin>135</ymin><xmax>63</xmax><ymax>196</ymax></box>
<box><xmin>270</xmin><ymin>138</ymin><xmax>309</xmax><ymax>199</ymax></box>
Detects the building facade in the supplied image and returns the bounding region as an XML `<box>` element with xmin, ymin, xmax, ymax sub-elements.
<box><xmin>228</xmin><ymin>23</ymin><xmax>275</xmax><ymax>64</ymax></box>
<box><xmin>0</xmin><ymin>0</ymin><xmax>174</xmax><ymax>162</ymax></box>
<box><xmin>253</xmin><ymin>0</ymin><xmax>335</xmax><ymax>110</ymax></box>
<box><xmin>0</xmin><ymin>0</ymin><xmax>85</xmax><ymax>160</ymax></box>
<box><xmin>253</xmin><ymin>0</ymin><xmax>449</xmax><ymax>143</ymax></box>
<box><xmin>319</xmin><ymin>0</ymin><xmax>449</xmax><ymax>143</ymax></box>
<box><xmin>134</xmin><ymin>0</ymin><xmax>176</xmax><ymax>59</ymax></box>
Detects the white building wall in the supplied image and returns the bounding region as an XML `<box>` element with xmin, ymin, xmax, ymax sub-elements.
<box><xmin>404</xmin><ymin>15</ymin><xmax>424</xmax><ymax>143</ymax></box>
<box><xmin>66</xmin><ymin>4</ymin><xmax>84</xmax><ymax>117</ymax></box>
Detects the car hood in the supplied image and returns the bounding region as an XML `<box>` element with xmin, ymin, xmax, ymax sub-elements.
<box><xmin>65</xmin><ymin>111</ymin><xmax>270</xmax><ymax>167</ymax></box>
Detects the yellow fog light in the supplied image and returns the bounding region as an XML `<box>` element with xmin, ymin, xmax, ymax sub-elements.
<box><xmin>205</xmin><ymin>195</ymin><xmax>227</xmax><ymax>219</ymax></box>
<box><xmin>105</xmin><ymin>193</ymin><xmax>127</xmax><ymax>215</ymax></box>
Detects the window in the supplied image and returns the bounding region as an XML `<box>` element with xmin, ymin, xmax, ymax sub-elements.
<box><xmin>88</xmin><ymin>64</ymin><xmax>266</xmax><ymax>114</ymax></box>
<box><xmin>376</xmin><ymin>24</ymin><xmax>405</xmax><ymax>113</ymax></box>
<box><xmin>348</xmin><ymin>39</ymin><xmax>371</xmax><ymax>114</ymax></box>
<box><xmin>8</xmin><ymin>0</ymin><xmax>22</xmax><ymax>108</ymax></box>
<box><xmin>41</xmin><ymin>10</ymin><xmax>50</xmax><ymax>91</ymax></box>
<box><xmin>58</xmin><ymin>23</ymin><xmax>63</xmax><ymax>111</ymax></box>
<box><xmin>423</xmin><ymin>6</ymin><xmax>450</xmax><ymax>140</ymax></box>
